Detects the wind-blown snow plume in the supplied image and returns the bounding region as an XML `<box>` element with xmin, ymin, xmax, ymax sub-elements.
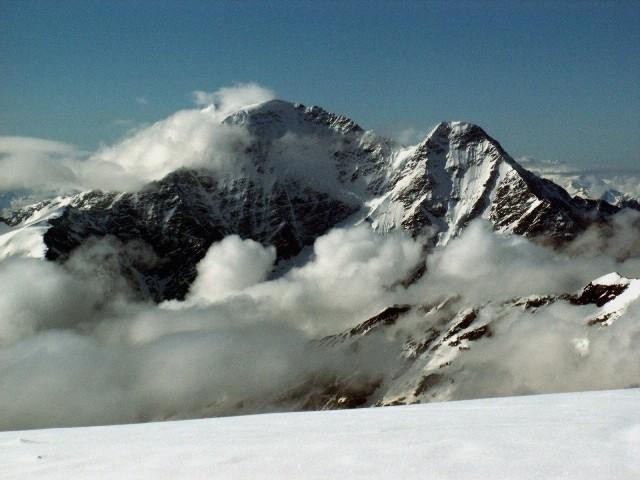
<box><xmin>0</xmin><ymin>137</ymin><xmax>84</xmax><ymax>201</ymax></box>
<box><xmin>191</xmin><ymin>82</ymin><xmax>276</xmax><ymax>114</ymax></box>
<box><xmin>84</xmin><ymin>109</ymin><xmax>254</xmax><ymax>191</ymax></box>
<box><xmin>83</xmin><ymin>83</ymin><xmax>277</xmax><ymax>190</ymax></box>
<box><xmin>0</xmin><ymin>84</ymin><xmax>277</xmax><ymax>199</ymax></box>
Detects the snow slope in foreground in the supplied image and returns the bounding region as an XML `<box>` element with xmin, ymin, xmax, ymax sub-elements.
<box><xmin>1</xmin><ymin>389</ymin><xmax>638</xmax><ymax>480</ymax></box>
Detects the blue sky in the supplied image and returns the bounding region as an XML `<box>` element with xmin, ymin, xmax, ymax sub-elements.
<box><xmin>1</xmin><ymin>0</ymin><xmax>638</xmax><ymax>169</ymax></box>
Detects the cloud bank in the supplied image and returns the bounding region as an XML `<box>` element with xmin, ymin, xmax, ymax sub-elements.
<box><xmin>0</xmin><ymin>214</ymin><xmax>638</xmax><ymax>430</ymax></box>
<box><xmin>0</xmin><ymin>225</ymin><xmax>420</xmax><ymax>430</ymax></box>
<box><xmin>0</xmin><ymin>137</ymin><xmax>83</xmax><ymax>198</ymax></box>
<box><xmin>0</xmin><ymin>85</ymin><xmax>638</xmax><ymax>431</ymax></box>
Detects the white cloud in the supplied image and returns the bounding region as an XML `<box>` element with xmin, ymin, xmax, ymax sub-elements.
<box><xmin>395</xmin><ymin>126</ymin><xmax>422</xmax><ymax>146</ymax></box>
<box><xmin>0</xmin><ymin>83</ymin><xmax>277</xmax><ymax>197</ymax></box>
<box><xmin>0</xmin><ymin>217</ymin><xmax>638</xmax><ymax>431</ymax></box>
<box><xmin>245</xmin><ymin>225</ymin><xmax>424</xmax><ymax>334</ymax></box>
<box><xmin>84</xmin><ymin>107</ymin><xmax>255</xmax><ymax>191</ymax></box>
<box><xmin>0</xmin><ymin>136</ymin><xmax>83</xmax><ymax>196</ymax></box>
<box><xmin>450</xmin><ymin>299</ymin><xmax>640</xmax><ymax>399</ymax></box>
<box><xmin>191</xmin><ymin>82</ymin><xmax>276</xmax><ymax>116</ymax></box>
<box><xmin>0</xmin><ymin>85</ymin><xmax>638</xmax><ymax>431</ymax></box>
<box><xmin>408</xmin><ymin>219</ymin><xmax>640</xmax><ymax>305</ymax></box>
<box><xmin>189</xmin><ymin>236</ymin><xmax>276</xmax><ymax>303</ymax></box>
<box><xmin>0</xmin><ymin>226</ymin><xmax>414</xmax><ymax>430</ymax></box>
<box><xmin>0</xmin><ymin>136</ymin><xmax>79</xmax><ymax>156</ymax></box>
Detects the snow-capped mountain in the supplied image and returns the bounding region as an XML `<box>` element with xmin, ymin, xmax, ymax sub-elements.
<box><xmin>0</xmin><ymin>99</ymin><xmax>630</xmax><ymax>300</ymax></box>
<box><xmin>365</xmin><ymin>121</ymin><xmax>620</xmax><ymax>243</ymax></box>
<box><xmin>516</xmin><ymin>158</ymin><xmax>640</xmax><ymax>209</ymax></box>
<box><xmin>1</xmin><ymin>98</ymin><xmax>639</xmax><ymax>431</ymax></box>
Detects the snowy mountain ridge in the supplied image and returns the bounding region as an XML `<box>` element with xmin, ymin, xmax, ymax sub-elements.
<box><xmin>0</xmin><ymin>99</ymin><xmax>630</xmax><ymax>300</ymax></box>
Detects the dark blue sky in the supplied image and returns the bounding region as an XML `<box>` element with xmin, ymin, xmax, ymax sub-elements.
<box><xmin>1</xmin><ymin>0</ymin><xmax>638</xmax><ymax>168</ymax></box>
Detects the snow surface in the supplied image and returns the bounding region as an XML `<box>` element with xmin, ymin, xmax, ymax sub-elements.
<box><xmin>584</xmin><ymin>273</ymin><xmax>640</xmax><ymax>325</ymax></box>
<box><xmin>0</xmin><ymin>197</ymin><xmax>71</xmax><ymax>260</ymax></box>
<box><xmin>1</xmin><ymin>389</ymin><xmax>638</xmax><ymax>479</ymax></box>
<box><xmin>592</xmin><ymin>272</ymin><xmax>631</xmax><ymax>286</ymax></box>
<box><xmin>595</xmin><ymin>278</ymin><xmax>640</xmax><ymax>325</ymax></box>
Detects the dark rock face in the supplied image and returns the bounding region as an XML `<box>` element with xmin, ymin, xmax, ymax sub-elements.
<box><xmin>44</xmin><ymin>170</ymin><xmax>357</xmax><ymax>301</ymax></box>
<box><xmin>274</xmin><ymin>373</ymin><xmax>383</xmax><ymax>412</ymax></box>
<box><xmin>344</xmin><ymin>305</ymin><xmax>412</xmax><ymax>338</ymax></box>
<box><xmin>565</xmin><ymin>281</ymin><xmax>630</xmax><ymax>307</ymax></box>
<box><xmin>413</xmin><ymin>373</ymin><xmax>443</xmax><ymax>397</ymax></box>
<box><xmin>490</xmin><ymin>168</ymin><xmax>619</xmax><ymax>244</ymax></box>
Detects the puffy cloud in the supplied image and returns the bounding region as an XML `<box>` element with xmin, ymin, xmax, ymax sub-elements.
<box><xmin>0</xmin><ymin>259</ymin><xmax>97</xmax><ymax>346</ymax></box>
<box><xmin>380</xmin><ymin>217</ymin><xmax>640</xmax><ymax>403</ymax></box>
<box><xmin>0</xmin><ymin>217</ymin><xmax>638</xmax><ymax>431</ymax></box>
<box><xmin>563</xmin><ymin>209</ymin><xmax>640</xmax><ymax>261</ymax></box>
<box><xmin>189</xmin><ymin>235</ymin><xmax>276</xmax><ymax>303</ymax></box>
<box><xmin>411</xmin><ymin>220</ymin><xmax>630</xmax><ymax>304</ymax></box>
<box><xmin>450</xmin><ymin>299</ymin><xmax>640</xmax><ymax>399</ymax></box>
<box><xmin>0</xmin><ymin>85</ymin><xmax>638</xmax><ymax>431</ymax></box>
<box><xmin>191</xmin><ymin>82</ymin><xmax>276</xmax><ymax>116</ymax></box>
<box><xmin>83</xmin><ymin>108</ymin><xmax>254</xmax><ymax>191</ymax></box>
<box><xmin>0</xmin><ymin>136</ymin><xmax>83</xmax><ymax>197</ymax></box>
<box><xmin>0</xmin><ymin>225</ymin><xmax>419</xmax><ymax>430</ymax></box>
<box><xmin>247</xmin><ymin>225</ymin><xmax>424</xmax><ymax>333</ymax></box>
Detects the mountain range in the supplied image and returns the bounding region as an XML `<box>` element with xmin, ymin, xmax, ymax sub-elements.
<box><xmin>1</xmin><ymin>99</ymin><xmax>638</xmax><ymax>418</ymax></box>
<box><xmin>0</xmin><ymin>100</ymin><xmax>630</xmax><ymax>300</ymax></box>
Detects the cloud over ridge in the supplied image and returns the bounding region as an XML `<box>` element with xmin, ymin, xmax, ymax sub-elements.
<box><xmin>0</xmin><ymin>84</ymin><xmax>638</xmax><ymax>431</ymax></box>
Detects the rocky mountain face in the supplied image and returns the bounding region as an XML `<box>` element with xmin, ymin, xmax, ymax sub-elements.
<box><xmin>43</xmin><ymin>172</ymin><xmax>357</xmax><ymax>301</ymax></box>
<box><xmin>176</xmin><ymin>272</ymin><xmax>640</xmax><ymax>416</ymax></box>
<box><xmin>368</xmin><ymin>272</ymin><xmax>640</xmax><ymax>407</ymax></box>
<box><xmin>0</xmin><ymin>99</ymin><xmax>630</xmax><ymax>301</ymax></box>
<box><xmin>365</xmin><ymin>121</ymin><xmax>620</xmax><ymax>244</ymax></box>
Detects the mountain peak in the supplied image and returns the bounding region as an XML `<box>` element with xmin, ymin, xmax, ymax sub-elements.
<box><xmin>591</xmin><ymin>272</ymin><xmax>630</xmax><ymax>286</ymax></box>
<box><xmin>223</xmin><ymin>99</ymin><xmax>363</xmax><ymax>139</ymax></box>
<box><xmin>421</xmin><ymin>121</ymin><xmax>506</xmax><ymax>156</ymax></box>
<box><xmin>428</xmin><ymin>120</ymin><xmax>478</xmax><ymax>136</ymax></box>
